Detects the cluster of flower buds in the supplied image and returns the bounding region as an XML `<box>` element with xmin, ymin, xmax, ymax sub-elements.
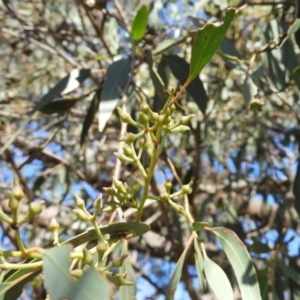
<box><xmin>158</xmin><ymin>180</ymin><xmax>193</xmax><ymax>216</ymax></box>
<box><xmin>73</xmin><ymin>194</ymin><xmax>103</xmax><ymax>221</ymax></box>
<box><xmin>103</xmin><ymin>177</ymin><xmax>140</xmax><ymax>212</ymax></box>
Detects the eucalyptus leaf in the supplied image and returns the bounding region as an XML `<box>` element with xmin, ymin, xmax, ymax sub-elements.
<box><xmin>189</xmin><ymin>9</ymin><xmax>235</xmax><ymax>81</ymax></box>
<box><xmin>210</xmin><ymin>227</ymin><xmax>262</xmax><ymax>300</ymax></box>
<box><xmin>131</xmin><ymin>5</ymin><xmax>148</xmax><ymax>42</ymax></box>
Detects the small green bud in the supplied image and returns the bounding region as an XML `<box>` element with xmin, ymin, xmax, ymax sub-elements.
<box><xmin>138</xmin><ymin>112</ymin><xmax>149</xmax><ymax>125</ymax></box>
<box><xmin>70</xmin><ymin>269</ymin><xmax>84</xmax><ymax>279</ymax></box>
<box><xmin>164</xmin><ymin>180</ymin><xmax>172</xmax><ymax>193</ymax></box>
<box><xmin>140</xmin><ymin>103</ymin><xmax>150</xmax><ymax>114</ymax></box>
<box><xmin>160</xmin><ymin>192</ymin><xmax>170</xmax><ymax>202</ymax></box>
<box><xmin>73</xmin><ymin>209</ymin><xmax>90</xmax><ymax>221</ymax></box>
<box><xmin>119</xmin><ymin>133</ymin><xmax>138</xmax><ymax>145</ymax></box>
<box><xmin>112</xmin><ymin>177</ymin><xmax>127</xmax><ymax>194</ymax></box>
<box><xmin>170</xmin><ymin>125</ymin><xmax>190</xmax><ymax>133</ymax></box>
<box><xmin>170</xmin><ymin>104</ymin><xmax>176</xmax><ymax>112</ymax></box>
<box><xmin>123</xmin><ymin>147</ymin><xmax>134</xmax><ymax>158</ymax></box>
<box><xmin>181</xmin><ymin>182</ymin><xmax>193</xmax><ymax>194</ymax></box>
<box><xmin>117</xmin><ymin>107</ymin><xmax>137</xmax><ymax>127</ymax></box>
<box><xmin>29</xmin><ymin>201</ymin><xmax>44</xmax><ymax>215</ymax></box>
<box><xmin>106</xmin><ymin>273</ymin><xmax>133</xmax><ymax>287</ymax></box>
<box><xmin>138</xmin><ymin>138</ymin><xmax>145</xmax><ymax>148</ymax></box>
<box><xmin>148</xmin><ymin>110</ymin><xmax>159</xmax><ymax>122</ymax></box>
<box><xmin>49</xmin><ymin>218</ymin><xmax>60</xmax><ymax>230</ymax></box>
<box><xmin>8</xmin><ymin>191</ymin><xmax>19</xmax><ymax>211</ymax></box>
<box><xmin>180</xmin><ymin>114</ymin><xmax>195</xmax><ymax>125</ymax></box>
<box><xmin>112</xmin><ymin>254</ymin><xmax>128</xmax><ymax>268</ymax></box>
<box><xmin>83</xmin><ymin>248</ymin><xmax>94</xmax><ymax>265</ymax></box>
<box><xmin>93</xmin><ymin>194</ymin><xmax>103</xmax><ymax>210</ymax></box>
<box><xmin>115</xmin><ymin>153</ymin><xmax>134</xmax><ymax>163</ymax></box>
<box><xmin>11</xmin><ymin>185</ymin><xmax>24</xmax><ymax>201</ymax></box>
<box><xmin>75</xmin><ymin>194</ymin><xmax>85</xmax><ymax>209</ymax></box>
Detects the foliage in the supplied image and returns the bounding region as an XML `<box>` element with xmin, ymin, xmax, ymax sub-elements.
<box><xmin>0</xmin><ymin>0</ymin><xmax>300</xmax><ymax>299</ymax></box>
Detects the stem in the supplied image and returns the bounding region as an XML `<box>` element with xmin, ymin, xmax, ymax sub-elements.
<box><xmin>136</xmin><ymin>126</ymin><xmax>164</xmax><ymax>222</ymax></box>
<box><xmin>15</xmin><ymin>230</ymin><xmax>27</xmax><ymax>254</ymax></box>
<box><xmin>0</xmin><ymin>261</ymin><xmax>43</xmax><ymax>270</ymax></box>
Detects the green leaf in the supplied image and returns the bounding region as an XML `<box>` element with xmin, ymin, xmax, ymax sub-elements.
<box><xmin>131</xmin><ymin>5</ymin><xmax>148</xmax><ymax>42</ymax></box>
<box><xmin>99</xmin><ymin>58</ymin><xmax>131</xmax><ymax>132</ymax></box>
<box><xmin>194</xmin><ymin>238</ymin><xmax>207</xmax><ymax>292</ymax></box>
<box><xmin>189</xmin><ymin>8</ymin><xmax>235</xmax><ymax>81</ymax></box>
<box><xmin>210</xmin><ymin>227</ymin><xmax>262</xmax><ymax>300</ymax></box>
<box><xmin>80</xmin><ymin>91</ymin><xmax>101</xmax><ymax>146</ymax></box>
<box><xmin>119</xmin><ymin>240</ymin><xmax>136</xmax><ymax>300</ymax></box>
<box><xmin>43</xmin><ymin>245</ymin><xmax>112</xmax><ymax>300</ymax></box>
<box><xmin>166</xmin><ymin>235</ymin><xmax>193</xmax><ymax>300</ymax></box>
<box><xmin>63</xmin><ymin>222</ymin><xmax>150</xmax><ymax>248</ymax></box>
<box><xmin>43</xmin><ymin>245</ymin><xmax>74</xmax><ymax>300</ymax></box>
<box><xmin>164</xmin><ymin>54</ymin><xmax>208</xmax><ymax>114</ymax></box>
<box><xmin>248</xmin><ymin>237</ymin><xmax>271</xmax><ymax>254</ymax></box>
<box><xmin>203</xmin><ymin>256</ymin><xmax>233</xmax><ymax>300</ymax></box>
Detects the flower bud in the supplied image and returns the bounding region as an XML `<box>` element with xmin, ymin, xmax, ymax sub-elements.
<box><xmin>123</xmin><ymin>147</ymin><xmax>134</xmax><ymax>158</ymax></box>
<box><xmin>103</xmin><ymin>187</ymin><xmax>117</xmax><ymax>197</ymax></box>
<box><xmin>29</xmin><ymin>201</ymin><xmax>44</xmax><ymax>215</ymax></box>
<box><xmin>112</xmin><ymin>254</ymin><xmax>128</xmax><ymax>268</ymax></box>
<box><xmin>160</xmin><ymin>192</ymin><xmax>170</xmax><ymax>202</ymax></box>
<box><xmin>148</xmin><ymin>111</ymin><xmax>159</xmax><ymax>122</ymax></box>
<box><xmin>70</xmin><ymin>269</ymin><xmax>84</xmax><ymax>279</ymax></box>
<box><xmin>181</xmin><ymin>181</ymin><xmax>193</xmax><ymax>194</ymax></box>
<box><xmin>93</xmin><ymin>194</ymin><xmax>103</xmax><ymax>211</ymax></box>
<box><xmin>8</xmin><ymin>191</ymin><xmax>19</xmax><ymax>211</ymax></box>
<box><xmin>140</xmin><ymin>103</ymin><xmax>150</xmax><ymax>114</ymax></box>
<box><xmin>73</xmin><ymin>209</ymin><xmax>89</xmax><ymax>221</ymax></box>
<box><xmin>132</xmin><ymin>181</ymin><xmax>140</xmax><ymax>194</ymax></box>
<box><xmin>115</xmin><ymin>153</ymin><xmax>134</xmax><ymax>163</ymax></box>
<box><xmin>11</xmin><ymin>185</ymin><xmax>24</xmax><ymax>201</ymax></box>
<box><xmin>119</xmin><ymin>133</ymin><xmax>138</xmax><ymax>145</ymax></box>
<box><xmin>164</xmin><ymin>180</ymin><xmax>172</xmax><ymax>194</ymax></box>
<box><xmin>112</xmin><ymin>177</ymin><xmax>127</xmax><ymax>195</ymax></box>
<box><xmin>180</xmin><ymin>114</ymin><xmax>195</xmax><ymax>125</ymax></box>
<box><xmin>75</xmin><ymin>194</ymin><xmax>85</xmax><ymax>209</ymax></box>
<box><xmin>170</xmin><ymin>125</ymin><xmax>190</xmax><ymax>133</ymax></box>
<box><xmin>83</xmin><ymin>248</ymin><xmax>94</xmax><ymax>265</ymax></box>
<box><xmin>138</xmin><ymin>112</ymin><xmax>149</xmax><ymax>125</ymax></box>
<box><xmin>168</xmin><ymin>200</ymin><xmax>186</xmax><ymax>216</ymax></box>
<box><xmin>117</xmin><ymin>107</ymin><xmax>137</xmax><ymax>127</ymax></box>
<box><xmin>49</xmin><ymin>218</ymin><xmax>60</xmax><ymax>230</ymax></box>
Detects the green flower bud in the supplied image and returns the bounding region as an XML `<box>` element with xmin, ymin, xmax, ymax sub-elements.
<box><xmin>117</xmin><ymin>107</ymin><xmax>137</xmax><ymax>127</ymax></box>
<box><xmin>11</xmin><ymin>185</ymin><xmax>24</xmax><ymax>201</ymax></box>
<box><xmin>180</xmin><ymin>114</ymin><xmax>195</xmax><ymax>125</ymax></box>
<box><xmin>102</xmin><ymin>204</ymin><xmax>118</xmax><ymax>213</ymax></box>
<box><xmin>140</xmin><ymin>103</ymin><xmax>150</xmax><ymax>114</ymax></box>
<box><xmin>170</xmin><ymin>125</ymin><xmax>190</xmax><ymax>133</ymax></box>
<box><xmin>112</xmin><ymin>254</ymin><xmax>128</xmax><ymax>268</ymax></box>
<box><xmin>115</xmin><ymin>153</ymin><xmax>134</xmax><ymax>163</ymax></box>
<box><xmin>148</xmin><ymin>110</ymin><xmax>159</xmax><ymax>122</ymax></box>
<box><xmin>70</xmin><ymin>269</ymin><xmax>84</xmax><ymax>279</ymax></box>
<box><xmin>73</xmin><ymin>209</ymin><xmax>90</xmax><ymax>221</ymax></box>
<box><xmin>106</xmin><ymin>273</ymin><xmax>133</xmax><ymax>287</ymax></box>
<box><xmin>119</xmin><ymin>133</ymin><xmax>138</xmax><ymax>145</ymax></box>
<box><xmin>138</xmin><ymin>138</ymin><xmax>145</xmax><ymax>148</ymax></box>
<box><xmin>29</xmin><ymin>201</ymin><xmax>45</xmax><ymax>215</ymax></box>
<box><xmin>93</xmin><ymin>194</ymin><xmax>103</xmax><ymax>211</ymax></box>
<box><xmin>164</xmin><ymin>180</ymin><xmax>172</xmax><ymax>193</ymax></box>
<box><xmin>181</xmin><ymin>181</ymin><xmax>193</xmax><ymax>194</ymax></box>
<box><xmin>160</xmin><ymin>192</ymin><xmax>170</xmax><ymax>202</ymax></box>
<box><xmin>83</xmin><ymin>248</ymin><xmax>94</xmax><ymax>265</ymax></box>
<box><xmin>49</xmin><ymin>218</ymin><xmax>60</xmax><ymax>230</ymax></box>
<box><xmin>123</xmin><ymin>147</ymin><xmax>134</xmax><ymax>158</ymax></box>
<box><xmin>112</xmin><ymin>177</ymin><xmax>127</xmax><ymax>195</ymax></box>
<box><xmin>75</xmin><ymin>194</ymin><xmax>85</xmax><ymax>209</ymax></box>
<box><xmin>8</xmin><ymin>191</ymin><xmax>19</xmax><ymax>211</ymax></box>
<box><xmin>138</xmin><ymin>112</ymin><xmax>149</xmax><ymax>125</ymax></box>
